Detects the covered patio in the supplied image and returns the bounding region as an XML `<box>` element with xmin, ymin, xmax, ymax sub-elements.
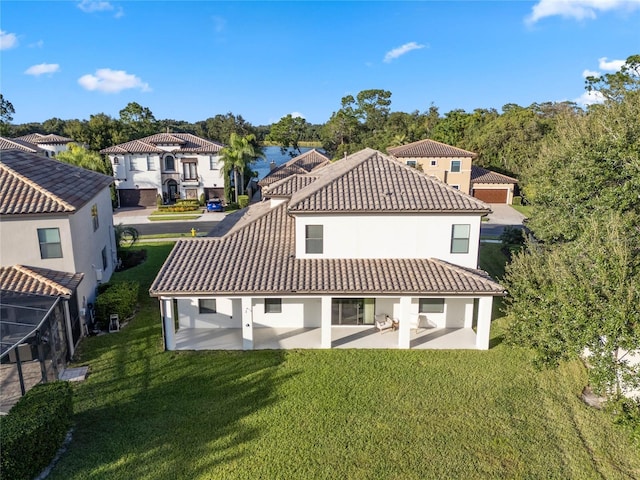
<box><xmin>173</xmin><ymin>325</ymin><xmax>478</xmax><ymax>350</ymax></box>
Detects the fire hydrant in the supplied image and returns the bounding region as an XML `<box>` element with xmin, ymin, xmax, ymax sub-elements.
<box><xmin>191</xmin><ymin>228</ymin><xmax>197</xmax><ymax>237</ymax></box>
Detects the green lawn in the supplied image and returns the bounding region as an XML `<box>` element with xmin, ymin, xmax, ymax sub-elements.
<box><xmin>49</xmin><ymin>244</ymin><xmax>640</xmax><ymax>479</ymax></box>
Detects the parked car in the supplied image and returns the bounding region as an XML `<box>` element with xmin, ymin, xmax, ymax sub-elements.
<box><xmin>206</xmin><ymin>199</ymin><xmax>224</xmax><ymax>212</ymax></box>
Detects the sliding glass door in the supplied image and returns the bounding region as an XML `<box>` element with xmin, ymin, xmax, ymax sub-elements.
<box><xmin>332</xmin><ymin>298</ymin><xmax>375</xmax><ymax>325</ymax></box>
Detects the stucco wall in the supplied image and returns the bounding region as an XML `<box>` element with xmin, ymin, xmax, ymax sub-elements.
<box><xmin>399</xmin><ymin>156</ymin><xmax>472</xmax><ymax>194</ymax></box>
<box><xmin>295</xmin><ymin>213</ymin><xmax>482</xmax><ymax>268</ymax></box>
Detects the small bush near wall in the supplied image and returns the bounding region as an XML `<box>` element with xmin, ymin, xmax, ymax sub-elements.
<box><xmin>513</xmin><ymin>196</ymin><xmax>522</xmax><ymax>206</ymax></box>
<box><xmin>238</xmin><ymin>195</ymin><xmax>249</xmax><ymax>209</ymax></box>
<box><xmin>95</xmin><ymin>281</ymin><xmax>140</xmax><ymax>329</ymax></box>
<box><xmin>0</xmin><ymin>381</ymin><xmax>73</xmax><ymax>480</ymax></box>
<box><xmin>199</xmin><ymin>193</ymin><xmax>206</xmax><ymax>206</ymax></box>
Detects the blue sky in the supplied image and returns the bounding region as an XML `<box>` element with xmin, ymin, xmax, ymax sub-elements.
<box><xmin>2</xmin><ymin>1</ymin><xmax>639</xmax><ymax>127</ymax></box>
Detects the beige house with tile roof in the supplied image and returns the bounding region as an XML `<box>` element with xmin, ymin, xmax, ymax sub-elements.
<box><xmin>150</xmin><ymin>148</ymin><xmax>505</xmax><ymax>351</ymax></box>
<box><xmin>100</xmin><ymin>133</ymin><xmax>224</xmax><ymax>207</ymax></box>
<box><xmin>388</xmin><ymin>139</ymin><xmax>519</xmax><ymax>204</ymax></box>
<box><xmin>0</xmin><ymin>149</ymin><xmax>116</xmax><ymax>354</ymax></box>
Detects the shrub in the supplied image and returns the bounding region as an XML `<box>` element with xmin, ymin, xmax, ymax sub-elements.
<box><xmin>609</xmin><ymin>397</ymin><xmax>640</xmax><ymax>447</ymax></box>
<box><xmin>157</xmin><ymin>204</ymin><xmax>199</xmax><ymax>213</ymax></box>
<box><xmin>238</xmin><ymin>195</ymin><xmax>249</xmax><ymax>209</ymax></box>
<box><xmin>0</xmin><ymin>381</ymin><xmax>73</xmax><ymax>480</ymax></box>
<box><xmin>512</xmin><ymin>196</ymin><xmax>522</xmax><ymax>206</ymax></box>
<box><xmin>94</xmin><ymin>281</ymin><xmax>139</xmax><ymax>329</ymax></box>
<box><xmin>199</xmin><ymin>193</ymin><xmax>206</xmax><ymax>206</ymax></box>
<box><xmin>156</xmin><ymin>194</ymin><xmax>163</xmax><ymax>207</ymax></box>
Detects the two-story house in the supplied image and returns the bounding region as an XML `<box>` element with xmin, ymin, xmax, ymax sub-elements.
<box><xmin>150</xmin><ymin>148</ymin><xmax>504</xmax><ymax>351</ymax></box>
<box><xmin>100</xmin><ymin>133</ymin><xmax>225</xmax><ymax>208</ymax></box>
<box><xmin>12</xmin><ymin>133</ymin><xmax>75</xmax><ymax>158</ymax></box>
<box><xmin>388</xmin><ymin>139</ymin><xmax>519</xmax><ymax>204</ymax></box>
<box><xmin>0</xmin><ymin>149</ymin><xmax>116</xmax><ymax>359</ymax></box>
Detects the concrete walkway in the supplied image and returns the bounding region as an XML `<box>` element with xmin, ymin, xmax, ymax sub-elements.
<box><xmin>113</xmin><ymin>207</ymin><xmax>225</xmax><ymax>225</ymax></box>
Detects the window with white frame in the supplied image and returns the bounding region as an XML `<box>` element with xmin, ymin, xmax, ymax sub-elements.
<box><xmin>305</xmin><ymin>225</ymin><xmax>323</xmax><ymax>254</ymax></box>
<box><xmin>419</xmin><ymin>298</ymin><xmax>444</xmax><ymax>313</ymax></box>
<box><xmin>129</xmin><ymin>156</ymin><xmax>136</xmax><ymax>171</ymax></box>
<box><xmin>406</xmin><ymin>160</ymin><xmax>417</xmax><ymax>168</ymax></box>
<box><xmin>113</xmin><ymin>156</ymin><xmax>120</xmax><ymax>165</ymax></box>
<box><xmin>147</xmin><ymin>156</ymin><xmax>155</xmax><ymax>170</ymax></box>
<box><xmin>265</xmin><ymin>298</ymin><xmax>282</xmax><ymax>313</ymax></box>
<box><xmin>164</xmin><ymin>155</ymin><xmax>175</xmax><ymax>171</ymax></box>
<box><xmin>210</xmin><ymin>156</ymin><xmax>218</xmax><ymax>170</ymax></box>
<box><xmin>451</xmin><ymin>224</ymin><xmax>470</xmax><ymax>253</ymax></box>
<box><xmin>450</xmin><ymin>160</ymin><xmax>461</xmax><ymax>173</ymax></box>
<box><xmin>38</xmin><ymin>228</ymin><xmax>63</xmax><ymax>259</ymax></box>
<box><xmin>430</xmin><ymin>159</ymin><xmax>437</xmax><ymax>167</ymax></box>
<box><xmin>183</xmin><ymin>160</ymin><xmax>198</xmax><ymax>180</ymax></box>
<box><xmin>199</xmin><ymin>299</ymin><xmax>217</xmax><ymax>314</ymax></box>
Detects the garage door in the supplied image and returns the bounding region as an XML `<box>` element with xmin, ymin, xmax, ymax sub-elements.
<box><xmin>118</xmin><ymin>188</ymin><xmax>158</xmax><ymax>207</ymax></box>
<box><xmin>473</xmin><ymin>189</ymin><xmax>508</xmax><ymax>203</ymax></box>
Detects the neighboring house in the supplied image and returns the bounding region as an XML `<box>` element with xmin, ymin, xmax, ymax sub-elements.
<box><xmin>12</xmin><ymin>133</ymin><xmax>75</xmax><ymax>158</ymax></box>
<box><xmin>387</xmin><ymin>139</ymin><xmax>476</xmax><ymax>195</ymax></box>
<box><xmin>258</xmin><ymin>148</ymin><xmax>331</xmax><ymax>189</ymax></box>
<box><xmin>0</xmin><ymin>136</ymin><xmax>45</xmax><ymax>155</ymax></box>
<box><xmin>0</xmin><ymin>149</ymin><xmax>116</xmax><ymax>357</ymax></box>
<box><xmin>100</xmin><ymin>133</ymin><xmax>225</xmax><ymax>208</ymax></box>
<box><xmin>388</xmin><ymin>139</ymin><xmax>519</xmax><ymax>204</ymax></box>
<box><xmin>470</xmin><ymin>166</ymin><xmax>519</xmax><ymax>205</ymax></box>
<box><xmin>150</xmin><ymin>148</ymin><xmax>505</xmax><ymax>352</ymax></box>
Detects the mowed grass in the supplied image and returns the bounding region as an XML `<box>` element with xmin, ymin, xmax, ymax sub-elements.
<box><xmin>49</xmin><ymin>244</ymin><xmax>640</xmax><ymax>479</ymax></box>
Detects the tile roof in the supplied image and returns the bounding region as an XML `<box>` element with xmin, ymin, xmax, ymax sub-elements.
<box><xmin>471</xmin><ymin>165</ymin><xmax>518</xmax><ymax>184</ymax></box>
<box><xmin>0</xmin><ymin>265</ymin><xmax>83</xmax><ymax>297</ymax></box>
<box><xmin>0</xmin><ymin>137</ymin><xmax>41</xmax><ymax>153</ymax></box>
<box><xmin>263</xmin><ymin>174</ymin><xmax>319</xmax><ymax>197</ymax></box>
<box><xmin>258</xmin><ymin>149</ymin><xmax>331</xmax><ymax>187</ymax></box>
<box><xmin>14</xmin><ymin>133</ymin><xmax>74</xmax><ymax>145</ymax></box>
<box><xmin>0</xmin><ymin>149</ymin><xmax>113</xmax><ymax>215</ymax></box>
<box><xmin>100</xmin><ymin>133</ymin><xmax>223</xmax><ymax>155</ymax></box>
<box><xmin>287</xmin><ymin>148</ymin><xmax>490</xmax><ymax>213</ymax></box>
<box><xmin>388</xmin><ymin>139</ymin><xmax>476</xmax><ymax>158</ymax></box>
<box><xmin>150</xmin><ymin>203</ymin><xmax>504</xmax><ymax>296</ymax></box>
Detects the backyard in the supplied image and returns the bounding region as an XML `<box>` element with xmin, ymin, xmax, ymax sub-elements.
<box><xmin>48</xmin><ymin>243</ymin><xmax>640</xmax><ymax>479</ymax></box>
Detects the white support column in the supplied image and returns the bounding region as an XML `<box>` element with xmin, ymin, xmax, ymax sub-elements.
<box><xmin>321</xmin><ymin>296</ymin><xmax>332</xmax><ymax>348</ymax></box>
<box><xmin>464</xmin><ymin>300</ymin><xmax>474</xmax><ymax>329</ymax></box>
<box><xmin>476</xmin><ymin>296</ymin><xmax>494</xmax><ymax>350</ymax></box>
<box><xmin>162</xmin><ymin>298</ymin><xmax>176</xmax><ymax>351</ymax></box>
<box><xmin>398</xmin><ymin>296</ymin><xmax>411</xmax><ymax>349</ymax></box>
<box><xmin>63</xmin><ymin>300</ymin><xmax>75</xmax><ymax>358</ymax></box>
<box><xmin>241</xmin><ymin>297</ymin><xmax>253</xmax><ymax>350</ymax></box>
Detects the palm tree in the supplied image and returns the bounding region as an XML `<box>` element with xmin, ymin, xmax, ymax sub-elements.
<box><xmin>114</xmin><ymin>223</ymin><xmax>139</xmax><ymax>250</ymax></box>
<box><xmin>220</xmin><ymin>133</ymin><xmax>264</xmax><ymax>203</ymax></box>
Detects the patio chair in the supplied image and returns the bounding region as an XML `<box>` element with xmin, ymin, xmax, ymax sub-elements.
<box><xmin>375</xmin><ymin>314</ymin><xmax>394</xmax><ymax>333</ymax></box>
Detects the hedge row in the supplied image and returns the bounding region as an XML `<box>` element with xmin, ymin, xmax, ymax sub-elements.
<box><xmin>0</xmin><ymin>381</ymin><xmax>73</xmax><ymax>480</ymax></box>
<box><xmin>95</xmin><ymin>281</ymin><xmax>139</xmax><ymax>329</ymax></box>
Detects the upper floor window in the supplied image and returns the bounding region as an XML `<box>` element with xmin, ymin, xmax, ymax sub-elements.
<box><xmin>210</xmin><ymin>156</ymin><xmax>217</xmax><ymax>170</ymax></box>
<box><xmin>199</xmin><ymin>299</ymin><xmax>217</xmax><ymax>314</ymax></box>
<box><xmin>305</xmin><ymin>225</ymin><xmax>323</xmax><ymax>254</ymax></box>
<box><xmin>450</xmin><ymin>160</ymin><xmax>461</xmax><ymax>173</ymax></box>
<box><xmin>91</xmin><ymin>204</ymin><xmax>99</xmax><ymax>231</ymax></box>
<box><xmin>419</xmin><ymin>298</ymin><xmax>445</xmax><ymax>313</ymax></box>
<box><xmin>113</xmin><ymin>156</ymin><xmax>120</xmax><ymax>165</ymax></box>
<box><xmin>406</xmin><ymin>160</ymin><xmax>417</xmax><ymax>168</ymax></box>
<box><xmin>38</xmin><ymin>228</ymin><xmax>63</xmax><ymax>259</ymax></box>
<box><xmin>264</xmin><ymin>298</ymin><xmax>282</xmax><ymax>314</ymax></box>
<box><xmin>451</xmin><ymin>185</ymin><xmax>460</xmax><ymax>190</ymax></box>
<box><xmin>430</xmin><ymin>160</ymin><xmax>437</xmax><ymax>167</ymax></box>
<box><xmin>183</xmin><ymin>161</ymin><xmax>198</xmax><ymax>180</ymax></box>
<box><xmin>164</xmin><ymin>155</ymin><xmax>175</xmax><ymax>171</ymax></box>
<box><xmin>129</xmin><ymin>157</ymin><xmax>136</xmax><ymax>171</ymax></box>
<box><xmin>451</xmin><ymin>224</ymin><xmax>470</xmax><ymax>254</ymax></box>
<box><xmin>147</xmin><ymin>156</ymin><xmax>155</xmax><ymax>171</ymax></box>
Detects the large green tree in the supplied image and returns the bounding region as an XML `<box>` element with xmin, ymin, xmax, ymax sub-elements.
<box><xmin>194</xmin><ymin>112</ymin><xmax>254</xmax><ymax>143</ymax></box>
<box><xmin>220</xmin><ymin>133</ymin><xmax>264</xmax><ymax>203</ymax></box>
<box><xmin>119</xmin><ymin>102</ymin><xmax>157</xmax><ymax>139</ymax></box>
<box><xmin>55</xmin><ymin>142</ymin><xmax>112</xmax><ymax>175</ymax></box>
<box><xmin>267</xmin><ymin>114</ymin><xmax>309</xmax><ymax>156</ymax></box>
<box><xmin>0</xmin><ymin>94</ymin><xmax>15</xmax><ymax>136</ymax></box>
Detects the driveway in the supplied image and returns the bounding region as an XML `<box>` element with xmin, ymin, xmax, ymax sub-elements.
<box><xmin>481</xmin><ymin>204</ymin><xmax>526</xmax><ymax>237</ymax></box>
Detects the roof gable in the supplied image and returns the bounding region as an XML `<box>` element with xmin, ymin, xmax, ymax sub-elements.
<box><xmin>287</xmin><ymin>148</ymin><xmax>490</xmax><ymax>213</ymax></box>
<box><xmin>259</xmin><ymin>149</ymin><xmax>330</xmax><ymax>187</ymax></box>
<box><xmin>388</xmin><ymin>139</ymin><xmax>476</xmax><ymax>158</ymax></box>
<box><xmin>0</xmin><ymin>149</ymin><xmax>113</xmax><ymax>215</ymax></box>
<box><xmin>14</xmin><ymin>133</ymin><xmax>74</xmax><ymax>145</ymax></box>
<box><xmin>100</xmin><ymin>133</ymin><xmax>223</xmax><ymax>155</ymax></box>
<box><xmin>471</xmin><ymin>165</ymin><xmax>518</xmax><ymax>184</ymax></box>
<box><xmin>0</xmin><ymin>137</ymin><xmax>41</xmax><ymax>153</ymax></box>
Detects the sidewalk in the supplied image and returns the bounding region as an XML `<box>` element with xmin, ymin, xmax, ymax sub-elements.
<box><xmin>113</xmin><ymin>207</ymin><xmax>225</xmax><ymax>225</ymax></box>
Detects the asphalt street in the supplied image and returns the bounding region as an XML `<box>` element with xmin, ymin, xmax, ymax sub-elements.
<box><xmin>130</xmin><ymin>221</ymin><xmax>220</xmax><ymax>236</ymax></box>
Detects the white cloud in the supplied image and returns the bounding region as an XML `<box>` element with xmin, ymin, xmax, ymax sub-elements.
<box><xmin>25</xmin><ymin>63</ymin><xmax>60</xmax><ymax>76</ymax></box>
<box><xmin>29</xmin><ymin>40</ymin><xmax>44</xmax><ymax>48</ymax></box>
<box><xmin>77</xmin><ymin>0</ymin><xmax>114</xmax><ymax>13</ymax></box>
<box><xmin>383</xmin><ymin>42</ymin><xmax>426</xmax><ymax>63</ymax></box>
<box><xmin>0</xmin><ymin>30</ymin><xmax>18</xmax><ymax>50</ymax></box>
<box><xmin>598</xmin><ymin>57</ymin><xmax>625</xmax><ymax>71</ymax></box>
<box><xmin>582</xmin><ymin>69</ymin><xmax>600</xmax><ymax>78</ymax></box>
<box><xmin>575</xmin><ymin>89</ymin><xmax>605</xmax><ymax>107</ymax></box>
<box><xmin>78</xmin><ymin>68</ymin><xmax>150</xmax><ymax>93</ymax></box>
<box><xmin>527</xmin><ymin>0</ymin><xmax>640</xmax><ymax>24</ymax></box>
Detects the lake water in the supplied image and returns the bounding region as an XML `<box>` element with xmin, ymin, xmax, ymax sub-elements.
<box><xmin>253</xmin><ymin>146</ymin><xmax>314</xmax><ymax>180</ymax></box>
